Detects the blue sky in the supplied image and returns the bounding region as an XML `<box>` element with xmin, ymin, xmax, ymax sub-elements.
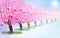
<box><xmin>25</xmin><ymin>0</ymin><xmax>60</xmax><ymax>12</ymax></box>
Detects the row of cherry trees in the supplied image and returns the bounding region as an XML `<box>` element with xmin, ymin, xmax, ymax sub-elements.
<box><xmin>0</xmin><ymin>0</ymin><xmax>58</xmax><ymax>33</ymax></box>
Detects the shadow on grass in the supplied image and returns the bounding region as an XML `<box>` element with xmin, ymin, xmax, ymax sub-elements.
<box><xmin>2</xmin><ymin>31</ymin><xmax>23</xmax><ymax>34</ymax></box>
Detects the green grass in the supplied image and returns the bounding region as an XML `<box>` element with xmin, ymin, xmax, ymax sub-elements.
<box><xmin>15</xmin><ymin>26</ymin><xmax>36</xmax><ymax>31</ymax></box>
<box><xmin>2</xmin><ymin>31</ymin><xmax>23</xmax><ymax>34</ymax></box>
<box><xmin>30</xmin><ymin>26</ymin><xmax>36</xmax><ymax>29</ymax></box>
<box><xmin>2</xmin><ymin>25</ymin><xmax>42</xmax><ymax>34</ymax></box>
<box><xmin>15</xmin><ymin>27</ymin><xmax>30</xmax><ymax>31</ymax></box>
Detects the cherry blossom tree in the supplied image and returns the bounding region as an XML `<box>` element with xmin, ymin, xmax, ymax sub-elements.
<box><xmin>0</xmin><ymin>0</ymin><xmax>59</xmax><ymax>33</ymax></box>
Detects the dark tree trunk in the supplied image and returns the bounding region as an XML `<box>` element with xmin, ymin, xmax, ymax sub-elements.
<box><xmin>46</xmin><ymin>20</ymin><xmax>48</xmax><ymax>24</ymax></box>
<box><xmin>27</xmin><ymin>22</ymin><xmax>30</xmax><ymax>28</ymax></box>
<box><xmin>8</xmin><ymin>19</ymin><xmax>13</xmax><ymax>32</ymax></box>
<box><xmin>19</xmin><ymin>22</ymin><xmax>22</xmax><ymax>30</ymax></box>
<box><xmin>34</xmin><ymin>21</ymin><xmax>37</xmax><ymax>26</ymax></box>
<box><xmin>40</xmin><ymin>21</ymin><xmax>42</xmax><ymax>24</ymax></box>
<box><xmin>55</xmin><ymin>19</ymin><xmax>56</xmax><ymax>21</ymax></box>
<box><xmin>8</xmin><ymin>24</ymin><xmax>13</xmax><ymax>32</ymax></box>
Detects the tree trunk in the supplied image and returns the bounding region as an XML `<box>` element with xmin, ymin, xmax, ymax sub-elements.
<box><xmin>34</xmin><ymin>21</ymin><xmax>37</xmax><ymax>26</ymax></box>
<box><xmin>19</xmin><ymin>22</ymin><xmax>22</xmax><ymax>30</ymax></box>
<box><xmin>27</xmin><ymin>22</ymin><xmax>30</xmax><ymax>28</ymax></box>
<box><xmin>8</xmin><ymin>24</ymin><xmax>13</xmax><ymax>32</ymax></box>
<box><xmin>46</xmin><ymin>20</ymin><xmax>48</xmax><ymax>24</ymax></box>
<box><xmin>40</xmin><ymin>21</ymin><xmax>42</xmax><ymax>24</ymax></box>
<box><xmin>8</xmin><ymin>19</ymin><xmax>13</xmax><ymax>32</ymax></box>
<box><xmin>54</xmin><ymin>19</ymin><xmax>56</xmax><ymax>21</ymax></box>
<box><xmin>51</xmin><ymin>19</ymin><xmax>53</xmax><ymax>22</ymax></box>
